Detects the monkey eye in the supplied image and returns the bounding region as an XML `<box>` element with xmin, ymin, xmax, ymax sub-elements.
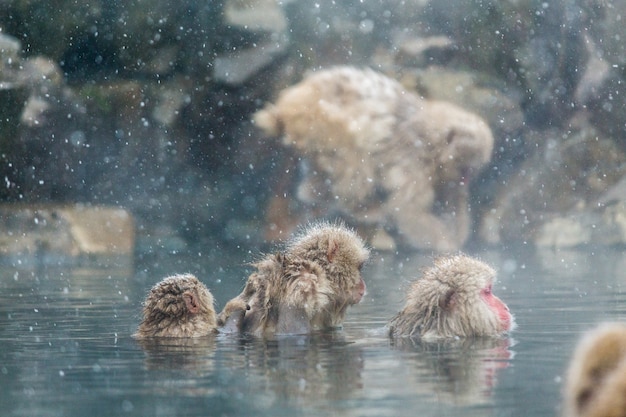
<box><xmin>481</xmin><ymin>285</ymin><xmax>492</xmax><ymax>296</ymax></box>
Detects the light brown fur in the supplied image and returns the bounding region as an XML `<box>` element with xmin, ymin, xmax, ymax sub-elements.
<box><xmin>388</xmin><ymin>254</ymin><xmax>513</xmax><ymax>339</ymax></box>
<box><xmin>563</xmin><ymin>323</ymin><xmax>626</xmax><ymax>417</ymax></box>
<box><xmin>254</xmin><ymin>66</ymin><xmax>494</xmax><ymax>251</ymax></box>
<box><xmin>134</xmin><ymin>274</ymin><xmax>217</xmax><ymax>338</ymax></box>
<box><xmin>217</xmin><ymin>222</ymin><xmax>370</xmax><ymax>336</ymax></box>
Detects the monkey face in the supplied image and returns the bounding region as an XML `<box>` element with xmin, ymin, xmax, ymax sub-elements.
<box><xmin>441</xmin><ymin>257</ymin><xmax>513</xmax><ymax>337</ymax></box>
<box><xmin>350</xmin><ymin>275</ymin><xmax>367</xmax><ymax>305</ymax></box>
<box><xmin>346</xmin><ymin>256</ymin><xmax>368</xmax><ymax>305</ymax></box>
<box><xmin>321</xmin><ymin>228</ymin><xmax>370</xmax><ymax>307</ymax></box>
<box><xmin>479</xmin><ymin>284</ymin><xmax>513</xmax><ymax>333</ymax></box>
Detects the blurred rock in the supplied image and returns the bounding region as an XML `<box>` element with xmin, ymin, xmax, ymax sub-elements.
<box><xmin>588</xmin><ymin>0</ymin><xmax>626</xmax><ymax>67</ymax></box>
<box><xmin>0</xmin><ymin>33</ymin><xmax>28</xmax><ymax>151</ymax></box>
<box><xmin>0</xmin><ymin>33</ymin><xmax>22</xmax><ymax>87</ymax></box>
<box><xmin>534</xmin><ymin>202</ymin><xmax>626</xmax><ymax>249</ymax></box>
<box><xmin>213</xmin><ymin>35</ymin><xmax>289</xmax><ymax>85</ymax></box>
<box><xmin>534</xmin><ymin>216</ymin><xmax>591</xmax><ymax>248</ymax></box>
<box><xmin>479</xmin><ymin>120</ymin><xmax>626</xmax><ymax>247</ymax></box>
<box><xmin>584</xmin><ymin>68</ymin><xmax>626</xmax><ymax>141</ymax></box>
<box><xmin>394</xmin><ymin>35</ymin><xmax>455</xmax><ymax>68</ymax></box>
<box><xmin>420</xmin><ymin>0</ymin><xmax>589</xmax><ymax>125</ymax></box>
<box><xmin>224</xmin><ymin>0</ymin><xmax>287</xmax><ymax>32</ymax></box>
<box><xmin>574</xmin><ymin>34</ymin><xmax>610</xmax><ymax>106</ymax></box>
<box><xmin>19</xmin><ymin>57</ymin><xmax>65</xmax><ymax>126</ymax></box>
<box><xmin>7</xmin><ymin>57</ymin><xmax>92</xmax><ymax>202</ymax></box>
<box><xmin>151</xmin><ymin>78</ymin><xmax>190</xmax><ymax>126</ymax></box>
<box><xmin>0</xmin><ymin>204</ymin><xmax>134</xmax><ymax>263</ymax></box>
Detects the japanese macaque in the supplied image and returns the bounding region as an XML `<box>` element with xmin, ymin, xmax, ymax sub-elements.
<box><xmin>563</xmin><ymin>323</ymin><xmax>626</xmax><ymax>417</ymax></box>
<box><xmin>134</xmin><ymin>274</ymin><xmax>217</xmax><ymax>338</ymax></box>
<box><xmin>388</xmin><ymin>254</ymin><xmax>513</xmax><ymax>339</ymax></box>
<box><xmin>217</xmin><ymin>222</ymin><xmax>370</xmax><ymax>336</ymax></box>
<box><xmin>254</xmin><ymin>66</ymin><xmax>494</xmax><ymax>252</ymax></box>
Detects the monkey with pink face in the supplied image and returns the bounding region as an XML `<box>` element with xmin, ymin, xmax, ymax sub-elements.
<box><xmin>389</xmin><ymin>254</ymin><xmax>514</xmax><ymax>340</ymax></box>
<box><xmin>218</xmin><ymin>222</ymin><xmax>370</xmax><ymax>336</ymax></box>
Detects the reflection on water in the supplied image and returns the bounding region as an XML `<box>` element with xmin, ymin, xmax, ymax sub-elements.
<box><xmin>2</xmin><ymin>247</ymin><xmax>626</xmax><ymax>416</ymax></box>
<box><xmin>389</xmin><ymin>337</ymin><xmax>513</xmax><ymax>406</ymax></box>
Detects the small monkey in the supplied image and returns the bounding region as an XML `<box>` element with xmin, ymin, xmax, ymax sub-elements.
<box><xmin>134</xmin><ymin>273</ymin><xmax>217</xmax><ymax>338</ymax></box>
<box><xmin>217</xmin><ymin>222</ymin><xmax>370</xmax><ymax>336</ymax></box>
<box><xmin>388</xmin><ymin>254</ymin><xmax>513</xmax><ymax>339</ymax></box>
<box><xmin>563</xmin><ymin>323</ymin><xmax>626</xmax><ymax>417</ymax></box>
<box><xmin>254</xmin><ymin>66</ymin><xmax>494</xmax><ymax>252</ymax></box>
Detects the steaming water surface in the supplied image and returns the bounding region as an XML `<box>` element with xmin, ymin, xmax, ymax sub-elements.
<box><xmin>2</xmin><ymin>246</ymin><xmax>626</xmax><ymax>417</ymax></box>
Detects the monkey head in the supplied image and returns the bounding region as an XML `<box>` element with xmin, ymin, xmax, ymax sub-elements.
<box><xmin>135</xmin><ymin>273</ymin><xmax>217</xmax><ymax>338</ymax></box>
<box><xmin>286</xmin><ymin>222</ymin><xmax>370</xmax><ymax>307</ymax></box>
<box><xmin>389</xmin><ymin>254</ymin><xmax>513</xmax><ymax>339</ymax></box>
<box><xmin>423</xmin><ymin>101</ymin><xmax>494</xmax><ymax>184</ymax></box>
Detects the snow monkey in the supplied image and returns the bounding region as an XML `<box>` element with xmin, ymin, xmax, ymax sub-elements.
<box><xmin>563</xmin><ymin>323</ymin><xmax>626</xmax><ymax>417</ymax></box>
<box><xmin>388</xmin><ymin>253</ymin><xmax>513</xmax><ymax>339</ymax></box>
<box><xmin>135</xmin><ymin>274</ymin><xmax>217</xmax><ymax>338</ymax></box>
<box><xmin>217</xmin><ymin>222</ymin><xmax>370</xmax><ymax>336</ymax></box>
<box><xmin>254</xmin><ymin>66</ymin><xmax>494</xmax><ymax>252</ymax></box>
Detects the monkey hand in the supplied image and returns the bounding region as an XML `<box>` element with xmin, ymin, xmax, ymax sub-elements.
<box><xmin>217</xmin><ymin>298</ymin><xmax>248</xmax><ymax>334</ymax></box>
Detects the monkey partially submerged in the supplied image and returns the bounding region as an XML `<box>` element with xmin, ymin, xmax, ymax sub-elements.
<box><xmin>135</xmin><ymin>274</ymin><xmax>217</xmax><ymax>338</ymax></box>
<box><xmin>218</xmin><ymin>222</ymin><xmax>370</xmax><ymax>336</ymax></box>
<box><xmin>563</xmin><ymin>323</ymin><xmax>626</xmax><ymax>417</ymax></box>
<box><xmin>388</xmin><ymin>254</ymin><xmax>513</xmax><ymax>339</ymax></box>
<box><xmin>254</xmin><ymin>66</ymin><xmax>494</xmax><ymax>252</ymax></box>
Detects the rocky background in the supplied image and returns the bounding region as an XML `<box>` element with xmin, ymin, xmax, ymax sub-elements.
<box><xmin>1</xmin><ymin>0</ymin><xmax>625</xmax><ymax>258</ymax></box>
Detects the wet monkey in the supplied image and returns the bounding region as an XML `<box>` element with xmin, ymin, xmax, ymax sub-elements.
<box><xmin>563</xmin><ymin>323</ymin><xmax>626</xmax><ymax>417</ymax></box>
<box><xmin>389</xmin><ymin>254</ymin><xmax>513</xmax><ymax>339</ymax></box>
<box><xmin>135</xmin><ymin>274</ymin><xmax>217</xmax><ymax>338</ymax></box>
<box><xmin>218</xmin><ymin>222</ymin><xmax>370</xmax><ymax>336</ymax></box>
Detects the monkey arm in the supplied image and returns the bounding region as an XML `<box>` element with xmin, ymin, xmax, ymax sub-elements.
<box><xmin>217</xmin><ymin>297</ymin><xmax>248</xmax><ymax>334</ymax></box>
<box><xmin>217</xmin><ymin>271</ymin><xmax>262</xmax><ymax>334</ymax></box>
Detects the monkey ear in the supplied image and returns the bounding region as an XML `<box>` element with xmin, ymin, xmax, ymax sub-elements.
<box><xmin>327</xmin><ymin>237</ymin><xmax>339</xmax><ymax>263</ymax></box>
<box><xmin>183</xmin><ymin>291</ymin><xmax>200</xmax><ymax>314</ymax></box>
<box><xmin>439</xmin><ymin>289</ymin><xmax>457</xmax><ymax>311</ymax></box>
